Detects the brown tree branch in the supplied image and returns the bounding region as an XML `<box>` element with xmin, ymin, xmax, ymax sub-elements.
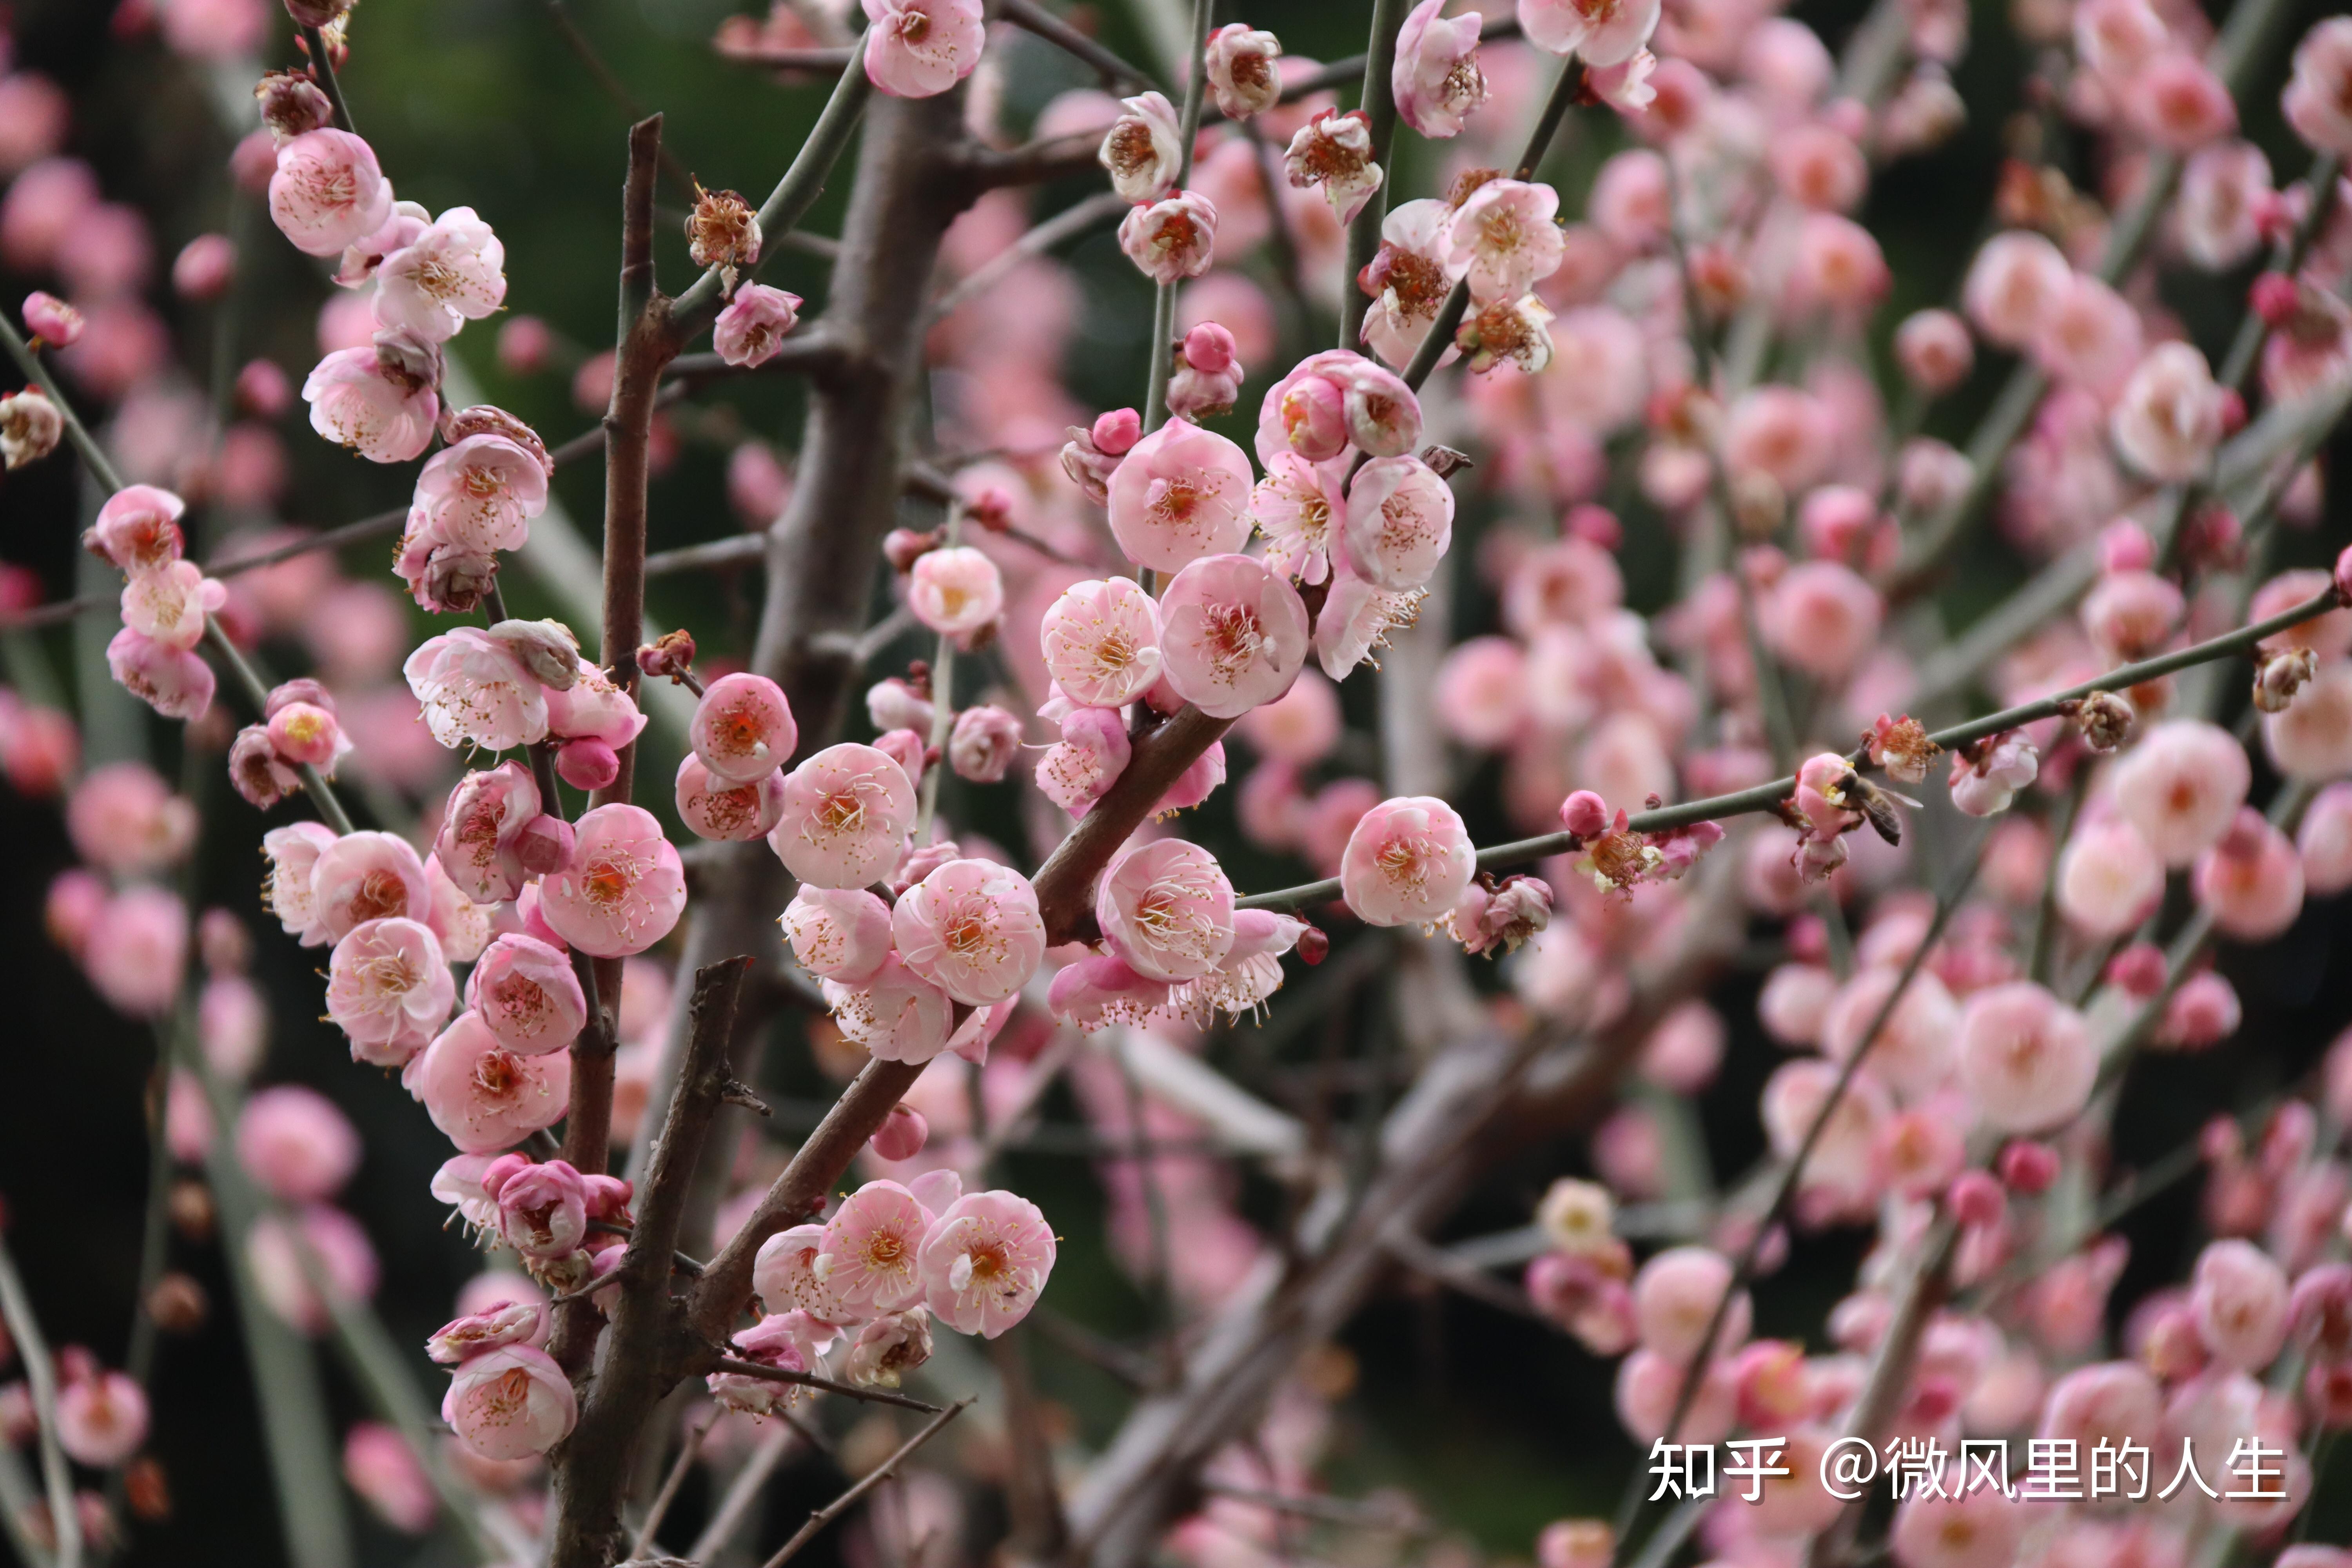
<box><xmin>546</xmin><ymin>958</ymin><xmax>749</xmax><ymax>1568</ymax></box>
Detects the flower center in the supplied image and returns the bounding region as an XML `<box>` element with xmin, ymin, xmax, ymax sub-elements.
<box><xmin>1200</xmin><ymin>603</ymin><xmax>1265</xmax><ymax>683</ymax></box>
<box><xmin>475</xmin><ymin>1050</ymin><xmax>521</xmax><ymax>1098</ymax></box>
<box><xmin>350</xmin><ymin>869</ymin><xmax>409</xmax><ymax>924</ymax></box>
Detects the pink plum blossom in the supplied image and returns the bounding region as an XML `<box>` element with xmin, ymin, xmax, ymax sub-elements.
<box><xmin>1106</xmin><ymin>419</ymin><xmax>1255</xmax><ymax>573</ymax></box>
<box><xmin>89</xmin><ymin>485</ymin><xmax>186</xmax><ymax>573</ymax></box>
<box><xmin>2194</xmin><ymin>808</ymin><xmax>2305</xmax><ymax>941</ymax></box>
<box><xmin>1097</xmin><ymin>92</ymin><xmax>1181</xmax><ymax>203</ymax></box>
<box><xmin>54</xmin><ymin>1368</ymin><xmax>148</xmax><ymax>1469</ymax></box>
<box><xmin>771</xmin><ymin>742</ymin><xmax>918</xmax><ymax>888</ymax></box>
<box><xmin>119</xmin><ymin>561</ymin><xmax>225</xmax><ymax>653</ymax></box>
<box><xmin>1949</xmin><ymin>731</ymin><xmax>2039</xmax><ymax>817</ymax></box>
<box><xmin>1040</xmin><ymin>577</ymin><xmax>1164</xmax><ymax>709</ymax></box>
<box><xmin>1341</xmin><ymin>456</ymin><xmax>1453</xmax><ymax>590</ymax></box>
<box><xmin>343</xmin><ymin>1424</ymin><xmax>436</xmax><ymax>1534</ymax></box>
<box><xmin>2191</xmin><ymin>1239</ymin><xmax>2289</xmax><ymax>1370</ymax></box>
<box><xmin>918</xmin><ymin>1189</ymin><xmax>1056</xmax><ymax>1337</ymax></box>
<box><xmin>2111</xmin><ymin>719</ymin><xmax>2252</xmax><ymax>864</ymax></box>
<box><xmin>782</xmin><ymin>885</ymin><xmax>896</xmax><ymax>986</ymax></box>
<box><xmin>1956</xmin><ymin>982</ymin><xmax>2096</xmax><ymax>1134</ymax></box>
<box><xmin>2128</xmin><ymin>52</ymin><xmax>2237</xmax><ymax>150</ymax></box>
<box><xmin>1096</xmin><ymin>838</ymin><xmax>1237</xmax><ymax>982</ymax></box>
<box><xmin>435</xmin><ymin>763</ymin><xmax>540</xmax><ymax>903</ymax></box>
<box><xmin>753</xmin><ymin>1223</ymin><xmax>856</xmax><ymax>1324</ymax></box>
<box><xmin>466</xmin><ymin>934</ymin><xmax>586</xmax><ymax>1056</ymax></box>
<box><xmin>413</xmin><ymin>1012</ymin><xmax>571</xmax><ymax>1154</ymax></box>
<box><xmin>543</xmin><ymin>661</ymin><xmax>646</xmax><ymax>750</ymax></box>
<box><xmin>1251</xmin><ymin>452</ymin><xmax>1345</xmax><ymax>584</ymax></box>
<box><xmin>2110</xmin><ymin>341</ymin><xmax>2226</xmax><ymax>483</ymax></box>
<box><xmin>413</xmin><ymin>435</ymin><xmax>548</xmax><ymax>555</ymax></box>
<box><xmin>1632</xmin><ymin>1246</ymin><xmax>1749</xmax><ymax>1365</ymax></box>
<box><xmin>106</xmin><ymin>627</ymin><xmax>215</xmax><ymax>721</ymax></box>
<box><xmin>1445</xmin><ymin>179</ymin><xmax>1563</xmax><ymax>305</ymax></box>
<box><xmin>2265</xmin><ymin>662</ymin><xmax>2352</xmax><ymax>782</ymax></box>
<box><xmin>405</xmin><ymin>628</ymin><xmax>550</xmax><ymax>751</ymax></box>
<box><xmin>1285</xmin><ymin>109</ymin><xmax>1385</xmax><ymax>225</ymax></box>
<box><xmin>1036</xmin><ymin>706</ymin><xmax>1133</xmax><ymax>816</ymax></box>
<box><xmin>844</xmin><ymin>1308</ymin><xmax>935</xmax><ymax>1387</ymax></box>
<box><xmin>690</xmin><ymin>671</ymin><xmax>798</xmax><ymax>785</ymax></box>
<box><xmin>268</xmin><ymin>129</ymin><xmax>392</xmax><ymax>256</ymax></box>
<box><xmin>1358</xmin><ymin>199</ymin><xmax>1455</xmax><ymax>369</ymax></box>
<box><xmin>712</xmin><ymin>283</ymin><xmax>803</xmax><ymax>368</ymax></box>
<box><xmin>310</xmin><ymin>831</ymin><xmax>432</xmax><ymax>942</ymax></box>
<box><xmin>1158</xmin><ymin>553</ymin><xmax>1311</xmax><ymax>719</ymax></box>
<box><xmin>236</xmin><ymin>1085</ymin><xmax>360</xmax><ymax>1204</ymax></box>
<box><xmin>826</xmin><ymin>953</ymin><xmax>954</xmax><ymax>1063</ymax></box>
<box><xmin>1394</xmin><ymin>0</ymin><xmax>1486</xmax><ymax>139</ymax></box>
<box><xmin>891</xmin><ymin>858</ymin><xmax>1046</xmax><ymax>1005</ymax></box>
<box><xmin>537</xmin><ymin>804</ymin><xmax>686</xmax><ymax>958</ymax></box>
<box><xmin>1760</xmin><ymin>560</ymin><xmax>1881</xmax><ymax>679</ymax></box>
<box><xmin>907</xmin><ymin>545</ymin><xmax>1004</xmax><ymax>638</ymax></box>
<box><xmin>247</xmin><ymin>1205</ymin><xmax>380</xmax><ymax>1333</ymax></box>
<box><xmin>22</xmin><ymin>290</ymin><xmax>83</xmax><ymax>347</ymax></box>
<box><xmin>1961</xmin><ymin>230</ymin><xmax>2070</xmax><ymax>348</ymax></box>
<box><xmin>816</xmin><ymin>1180</ymin><xmax>931</xmax><ymax>1313</ymax></box>
<box><xmin>373</xmin><ymin>208</ymin><xmax>505</xmax><ymax>341</ymax></box>
<box><xmin>860</xmin><ymin>0</ymin><xmax>986</xmax><ymax>97</ymax></box>
<box><xmin>2285</xmin><ymin>18</ymin><xmax>2352</xmax><ymax>157</ymax></box>
<box><xmin>2055</xmin><ymin>814</ymin><xmax>2163</xmax><ymax>938</ymax></box>
<box><xmin>494</xmin><ymin>1159</ymin><xmax>588</xmax><ymax>1260</ymax></box>
<box><xmin>441</xmin><ymin>1344</ymin><xmax>575</xmax><ymax>1461</ymax></box>
<box><xmin>1518</xmin><ymin>0</ymin><xmax>1662</xmax><ymax>65</ymax></box>
<box><xmin>675</xmin><ymin>755</ymin><xmax>789</xmax><ymax>842</ymax></box>
<box><xmin>1894</xmin><ymin>308</ymin><xmax>1973</xmax><ymax>394</ymax></box>
<box><xmin>263</xmin><ymin>822</ymin><xmax>339</xmax><ymax>945</ymax></box>
<box><xmin>948</xmin><ymin>705</ymin><xmax>1022</xmax><ymax>782</ymax></box>
<box><xmin>325</xmin><ymin>917</ymin><xmax>455</xmax><ymax>1067</ymax></box>
<box><xmin>1341</xmin><ymin>795</ymin><xmax>1476</xmax><ymax>927</ymax></box>
<box><xmin>1118</xmin><ymin>189</ymin><xmax>1218</xmax><ymax>284</ymax></box>
<box><xmin>303</xmin><ymin>331</ymin><xmax>441</xmax><ymax>462</ymax></box>
<box><xmin>1204</xmin><ymin>26</ymin><xmax>1283</xmax><ymax>121</ymax></box>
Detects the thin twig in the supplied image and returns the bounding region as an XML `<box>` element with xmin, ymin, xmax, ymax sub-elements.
<box><xmin>686</xmin><ymin>1420</ymin><xmax>798</xmax><ymax>1563</ymax></box>
<box><xmin>1199</xmin><ymin>1482</ymin><xmax>1425</xmax><ymax>1532</ymax></box>
<box><xmin>1236</xmin><ymin>588</ymin><xmax>2344</xmax><ymax>912</ymax></box>
<box><xmin>0</xmin><ymin>1242</ymin><xmax>82</xmax><ymax>1568</ymax></box>
<box><xmin>299</xmin><ymin>25</ymin><xmax>356</xmax><ymax>134</ymax></box>
<box><xmin>758</xmin><ymin>1401</ymin><xmax>973</xmax><ymax>1568</ymax></box>
<box><xmin>1338</xmin><ymin>0</ymin><xmax>1410</xmax><ymax>350</ymax></box>
<box><xmin>1140</xmin><ymin>0</ymin><xmax>1216</xmax><ymax>432</ymax></box>
<box><xmin>544</xmin><ymin>0</ymin><xmax>701</xmax><ymax>198</ymax></box>
<box><xmin>998</xmin><ymin>0</ymin><xmax>1159</xmax><ymax>89</ymax></box>
<box><xmin>630</xmin><ymin>1409</ymin><xmax>719</xmax><ymax>1559</ymax></box>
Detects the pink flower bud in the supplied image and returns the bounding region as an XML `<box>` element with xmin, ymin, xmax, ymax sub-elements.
<box><xmin>1947</xmin><ymin>1169</ymin><xmax>2005</xmax><ymax>1228</ymax></box>
<box><xmin>495</xmin><ymin>1159</ymin><xmax>588</xmax><ymax>1260</ymax></box>
<box><xmin>1893</xmin><ymin>307</ymin><xmax>1972</xmax><ymax>393</ymax></box>
<box><xmin>54</xmin><ymin>1367</ymin><xmax>147</xmax><ymax>1469</ymax></box>
<box><xmin>948</xmin><ymin>704</ymin><xmax>1022</xmax><ymax>783</ymax></box>
<box><xmin>265</xmin><ymin>701</ymin><xmax>345</xmax><ymax>768</ymax></box>
<box><xmin>1092</xmin><ymin>407</ymin><xmax>1142</xmax><ymax>455</ymax></box>
<box><xmin>236</xmin><ymin>1085</ymin><xmax>360</xmax><ymax>1204</ymax></box>
<box><xmin>554</xmin><ymin>738</ymin><xmax>619</xmax><ymax>791</ymax></box>
<box><xmin>171</xmin><ymin>233</ymin><xmax>235</xmax><ymax>300</ymax></box>
<box><xmin>883</xmin><ymin>526</ymin><xmax>940</xmax><ymax>573</ymax></box>
<box><xmin>1561</xmin><ymin>790</ymin><xmax>1611</xmax><ymax>839</ymax></box>
<box><xmin>872</xmin><ymin>727</ymin><xmax>928</xmax><ymax>781</ymax></box>
<box><xmin>21</xmin><ymin>290</ymin><xmax>82</xmax><ymax>346</ymax></box>
<box><xmin>1998</xmin><ymin>1141</ymin><xmax>2060</xmax><ymax>1193</ymax></box>
<box><xmin>497</xmin><ymin>315</ymin><xmax>551</xmax><ymax>375</ymax></box>
<box><xmin>2190</xmin><ymin>1238</ymin><xmax>2288</xmax><ymax>1370</ymax></box>
<box><xmin>441</xmin><ymin>1345</ymin><xmax>575</xmax><ymax>1461</ymax></box>
<box><xmin>907</xmin><ymin>545</ymin><xmax>1004</xmax><ymax>637</ymax></box>
<box><xmin>869</xmin><ymin>1103</ymin><xmax>929</xmax><ymax>1162</ymax></box>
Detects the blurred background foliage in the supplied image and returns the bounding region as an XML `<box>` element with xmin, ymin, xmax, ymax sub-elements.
<box><xmin>4</xmin><ymin>0</ymin><xmax>2352</xmax><ymax>1563</ymax></box>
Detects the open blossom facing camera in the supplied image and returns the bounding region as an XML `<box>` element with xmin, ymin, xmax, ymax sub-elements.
<box><xmin>1096</xmin><ymin>838</ymin><xmax>1237</xmax><ymax>982</ymax></box>
<box><xmin>1445</xmin><ymin>179</ymin><xmax>1563</xmax><ymax>305</ymax></box>
<box><xmin>907</xmin><ymin>545</ymin><xmax>1004</xmax><ymax>638</ymax></box>
<box><xmin>860</xmin><ymin>0</ymin><xmax>986</xmax><ymax>97</ymax></box>
<box><xmin>1041</xmin><ymin>576</ymin><xmax>1163</xmax><ymax>707</ymax></box>
<box><xmin>304</xmin><ymin>329</ymin><xmax>442</xmax><ymax>462</ymax></box>
<box><xmin>919</xmin><ymin>1190</ymin><xmax>1056</xmax><ymax>1337</ymax></box>
<box><xmin>537</xmin><ymin>804</ymin><xmax>686</xmax><ymax>958</ymax></box>
<box><xmin>1106</xmin><ymin>418</ymin><xmax>1255</xmax><ymax>572</ymax></box>
<box><xmin>773</xmin><ymin>742</ymin><xmax>918</xmax><ymax>887</ymax></box>
<box><xmin>690</xmin><ymin>671</ymin><xmax>797</xmax><ymax>784</ymax></box>
<box><xmin>1341</xmin><ymin>795</ymin><xmax>1476</xmax><ymax>927</ymax></box>
<box><xmin>325</xmin><ymin>916</ymin><xmax>453</xmax><ymax>1067</ymax></box>
<box><xmin>267</xmin><ymin>129</ymin><xmax>392</xmax><ymax>256</ymax></box>
<box><xmin>891</xmin><ymin>858</ymin><xmax>1046</xmax><ymax>1005</ymax></box>
<box><xmin>2110</xmin><ymin>340</ymin><xmax>2227</xmax><ymax>482</ymax></box>
<box><xmin>465</xmin><ymin>933</ymin><xmax>586</xmax><ymax>1055</ymax></box>
<box><xmin>441</xmin><ymin>1344</ymin><xmax>575</xmax><ymax>1461</ymax></box>
<box><xmin>1157</xmin><ymin>552</ymin><xmax>1310</xmax><ymax>719</ymax></box>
